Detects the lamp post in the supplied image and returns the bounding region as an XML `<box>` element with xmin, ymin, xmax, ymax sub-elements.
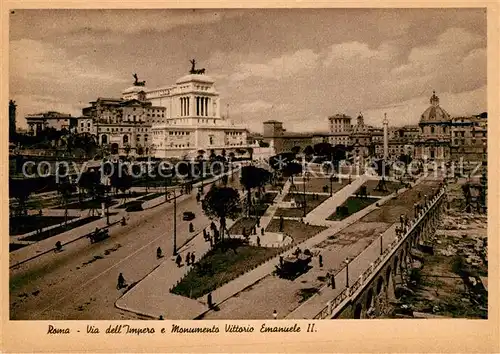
<box><xmin>172</xmin><ymin>190</ymin><xmax>177</xmax><ymax>256</ymax></box>
<box><xmin>345</xmin><ymin>258</ymin><xmax>350</xmax><ymax>288</ymax></box>
<box><xmin>303</xmin><ymin>170</ymin><xmax>307</xmax><ymax>218</ymax></box>
<box><xmin>380</xmin><ymin>233</ymin><xmax>383</xmax><ymax>255</ymax></box>
<box><xmin>329</xmin><ymin>174</ymin><xmax>334</xmax><ymax>197</ymax></box>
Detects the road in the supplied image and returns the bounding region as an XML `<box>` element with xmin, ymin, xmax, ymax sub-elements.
<box><xmin>10</xmin><ymin>175</ymin><xmax>242</xmax><ymax>320</ymax></box>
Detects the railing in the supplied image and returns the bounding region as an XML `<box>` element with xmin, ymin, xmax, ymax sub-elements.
<box><xmin>313</xmin><ymin>185</ymin><xmax>447</xmax><ymax>319</ymax></box>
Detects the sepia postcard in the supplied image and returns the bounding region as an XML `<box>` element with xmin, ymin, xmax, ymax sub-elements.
<box><xmin>1</xmin><ymin>2</ymin><xmax>499</xmax><ymax>353</ymax></box>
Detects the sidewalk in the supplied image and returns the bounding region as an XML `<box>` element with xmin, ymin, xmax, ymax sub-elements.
<box><xmin>285</xmin><ymin>224</ymin><xmax>398</xmax><ymax>319</ymax></box>
<box><xmin>115</xmin><ymin>173</ymin><xmax>430</xmax><ymax>320</ymax></box>
<box><xmin>304</xmin><ymin>175</ymin><xmax>368</xmax><ymax>225</ymax></box>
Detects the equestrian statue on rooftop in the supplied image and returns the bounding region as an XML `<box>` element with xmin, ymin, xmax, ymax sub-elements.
<box><xmin>132</xmin><ymin>73</ymin><xmax>146</xmax><ymax>86</ymax></box>
<box><xmin>189</xmin><ymin>59</ymin><xmax>206</xmax><ymax>75</ymax></box>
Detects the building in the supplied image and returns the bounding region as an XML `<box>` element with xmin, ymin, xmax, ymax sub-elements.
<box><xmin>327</xmin><ymin>114</ymin><xmax>352</xmax><ymax>146</ymax></box>
<box><xmin>25</xmin><ymin>111</ymin><xmax>75</xmax><ymax>136</ymax></box>
<box><xmin>450</xmin><ymin>114</ymin><xmax>487</xmax><ymax>162</ymax></box>
<box><xmin>350</xmin><ymin>113</ymin><xmax>374</xmax><ymax>159</ymax></box>
<box><xmin>81</xmin><ymin>93</ymin><xmax>165</xmax><ymax>156</ymax></box>
<box><xmin>414</xmin><ymin>91</ymin><xmax>452</xmax><ymax>162</ymax></box>
<box><xmin>75</xmin><ymin>116</ymin><xmax>94</xmax><ymax>135</ymax></box>
<box><xmin>9</xmin><ymin>100</ymin><xmax>17</xmax><ymax>141</ymax></box>
<box><xmin>145</xmin><ymin>72</ymin><xmax>251</xmax><ymax>158</ymax></box>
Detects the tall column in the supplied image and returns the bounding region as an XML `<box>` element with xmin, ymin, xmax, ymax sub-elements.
<box><xmin>196</xmin><ymin>97</ymin><xmax>199</xmax><ymax>116</ymax></box>
<box><xmin>187</xmin><ymin>97</ymin><xmax>190</xmax><ymax>116</ymax></box>
<box><xmin>205</xmin><ymin>97</ymin><xmax>208</xmax><ymax>117</ymax></box>
<box><xmin>383</xmin><ymin>113</ymin><xmax>389</xmax><ymax>160</ymax></box>
<box><xmin>201</xmin><ymin>96</ymin><xmax>204</xmax><ymax>116</ymax></box>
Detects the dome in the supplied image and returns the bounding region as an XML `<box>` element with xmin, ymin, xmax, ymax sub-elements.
<box><xmin>420</xmin><ymin>91</ymin><xmax>451</xmax><ymax>123</ymax></box>
<box><xmin>175</xmin><ymin>74</ymin><xmax>215</xmax><ymax>85</ymax></box>
<box><xmin>122</xmin><ymin>85</ymin><xmax>146</xmax><ymax>94</ymax></box>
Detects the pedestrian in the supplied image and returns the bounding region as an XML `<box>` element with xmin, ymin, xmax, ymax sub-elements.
<box><xmin>189</xmin><ymin>222</ymin><xmax>194</xmax><ymax>232</ymax></box>
<box><xmin>330</xmin><ymin>273</ymin><xmax>336</xmax><ymax>289</ymax></box>
<box><xmin>279</xmin><ymin>256</ymin><xmax>284</xmax><ymax>267</ymax></box>
<box><xmin>319</xmin><ymin>254</ymin><xmax>323</xmax><ymax>268</ymax></box>
<box><xmin>38</xmin><ymin>209</ymin><xmax>43</xmax><ymax>217</ymax></box>
<box><xmin>156</xmin><ymin>247</ymin><xmax>163</xmax><ymax>259</ymax></box>
<box><xmin>191</xmin><ymin>252</ymin><xmax>195</xmax><ymax>265</ymax></box>
<box><xmin>261</xmin><ymin>227</ymin><xmax>264</xmax><ymax>236</ymax></box>
<box><xmin>186</xmin><ymin>252</ymin><xmax>191</xmax><ymax>266</ymax></box>
<box><xmin>257</xmin><ymin>218</ymin><xmax>260</xmax><ymax>227</ymax></box>
<box><xmin>326</xmin><ymin>271</ymin><xmax>331</xmax><ymax>286</ymax></box>
<box><xmin>176</xmin><ymin>254</ymin><xmax>182</xmax><ymax>267</ymax></box>
<box><xmin>207</xmin><ymin>292</ymin><xmax>213</xmax><ymax>309</ymax></box>
<box><xmin>209</xmin><ymin>235</ymin><xmax>213</xmax><ymax>247</ymax></box>
<box><xmin>117</xmin><ymin>273</ymin><xmax>125</xmax><ymax>289</ymax></box>
<box><xmin>159</xmin><ymin>315</ymin><xmax>164</xmax><ymax>320</ymax></box>
<box><xmin>273</xmin><ymin>310</ymin><xmax>278</xmax><ymax>319</ymax></box>
<box><xmin>203</xmin><ymin>229</ymin><xmax>207</xmax><ymax>241</ymax></box>
<box><xmin>256</xmin><ymin>236</ymin><xmax>261</xmax><ymax>247</ymax></box>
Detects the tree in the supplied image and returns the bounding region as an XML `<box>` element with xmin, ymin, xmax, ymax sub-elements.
<box><xmin>240</xmin><ymin>166</ymin><xmax>270</xmax><ymax>214</ymax></box>
<box><xmin>303</xmin><ymin>145</ymin><xmax>314</xmax><ymax>157</ymax></box>
<box><xmin>228</xmin><ymin>151</ymin><xmax>236</xmax><ymax>162</ymax></box>
<box><xmin>291</xmin><ymin>146</ymin><xmax>301</xmax><ymax>155</ymax></box>
<box><xmin>282</xmin><ymin>161</ymin><xmax>303</xmax><ymax>184</ymax></box>
<box><xmin>58</xmin><ymin>178</ymin><xmax>76</xmax><ymax>226</ymax></box>
<box><xmin>202</xmin><ymin>186</ymin><xmax>241</xmax><ymax>242</ymax></box>
<box><xmin>313</xmin><ymin>142</ymin><xmax>333</xmax><ymax>158</ymax></box>
<box><xmin>247</xmin><ymin>147</ymin><xmax>254</xmax><ymax>160</ymax></box>
<box><xmin>10</xmin><ymin>178</ymin><xmax>33</xmax><ymax>216</ymax></box>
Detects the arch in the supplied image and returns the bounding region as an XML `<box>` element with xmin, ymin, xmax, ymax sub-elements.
<box><xmin>123</xmin><ymin>135</ymin><xmax>129</xmax><ymax>144</ymax></box>
<box><xmin>366</xmin><ymin>289</ymin><xmax>374</xmax><ymax>309</ymax></box>
<box><xmin>354</xmin><ymin>303</ymin><xmax>362</xmax><ymax>319</ymax></box>
<box><xmin>101</xmin><ymin>134</ymin><xmax>108</xmax><ymax>145</ymax></box>
<box><xmin>376</xmin><ymin>276</ymin><xmax>384</xmax><ymax>294</ymax></box>
<box><xmin>110</xmin><ymin>143</ymin><xmax>119</xmax><ymax>155</ymax></box>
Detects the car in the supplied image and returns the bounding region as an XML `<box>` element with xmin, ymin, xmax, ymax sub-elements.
<box><xmin>183</xmin><ymin>211</ymin><xmax>195</xmax><ymax>221</ymax></box>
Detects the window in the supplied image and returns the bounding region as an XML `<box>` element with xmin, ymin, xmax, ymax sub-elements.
<box><xmin>431</xmin><ymin>126</ymin><xmax>435</xmax><ymax>134</ymax></box>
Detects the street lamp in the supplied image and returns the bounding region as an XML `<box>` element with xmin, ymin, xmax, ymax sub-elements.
<box><xmin>303</xmin><ymin>170</ymin><xmax>307</xmax><ymax>217</ymax></box>
<box><xmin>380</xmin><ymin>233</ymin><xmax>383</xmax><ymax>255</ymax></box>
<box><xmin>344</xmin><ymin>258</ymin><xmax>350</xmax><ymax>288</ymax></box>
<box><xmin>172</xmin><ymin>190</ymin><xmax>178</xmax><ymax>256</ymax></box>
<box><xmin>329</xmin><ymin>174</ymin><xmax>334</xmax><ymax>197</ymax></box>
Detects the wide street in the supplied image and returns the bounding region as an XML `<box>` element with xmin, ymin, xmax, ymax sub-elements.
<box><xmin>9</xmin><ymin>174</ymin><xmax>242</xmax><ymax>320</ymax></box>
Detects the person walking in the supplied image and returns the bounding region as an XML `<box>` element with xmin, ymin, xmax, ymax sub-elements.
<box><xmin>175</xmin><ymin>254</ymin><xmax>182</xmax><ymax>267</ymax></box>
<box><xmin>156</xmin><ymin>247</ymin><xmax>162</xmax><ymax>259</ymax></box>
<box><xmin>117</xmin><ymin>273</ymin><xmax>125</xmax><ymax>289</ymax></box>
<box><xmin>330</xmin><ymin>273</ymin><xmax>336</xmax><ymax>289</ymax></box>
<box><xmin>256</xmin><ymin>236</ymin><xmax>261</xmax><ymax>247</ymax></box>
<box><xmin>186</xmin><ymin>252</ymin><xmax>191</xmax><ymax>266</ymax></box>
<box><xmin>191</xmin><ymin>252</ymin><xmax>195</xmax><ymax>265</ymax></box>
<box><xmin>272</xmin><ymin>310</ymin><xmax>278</xmax><ymax>319</ymax></box>
<box><xmin>207</xmin><ymin>292</ymin><xmax>213</xmax><ymax>309</ymax></box>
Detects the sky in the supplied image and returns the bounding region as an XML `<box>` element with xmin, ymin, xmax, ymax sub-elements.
<box><xmin>9</xmin><ymin>8</ymin><xmax>487</xmax><ymax>133</ymax></box>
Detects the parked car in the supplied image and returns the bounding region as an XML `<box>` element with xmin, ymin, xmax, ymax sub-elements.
<box><xmin>183</xmin><ymin>211</ymin><xmax>195</xmax><ymax>221</ymax></box>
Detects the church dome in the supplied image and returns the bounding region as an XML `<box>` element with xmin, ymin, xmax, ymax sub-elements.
<box><xmin>176</xmin><ymin>74</ymin><xmax>215</xmax><ymax>85</ymax></box>
<box><xmin>420</xmin><ymin>91</ymin><xmax>451</xmax><ymax>123</ymax></box>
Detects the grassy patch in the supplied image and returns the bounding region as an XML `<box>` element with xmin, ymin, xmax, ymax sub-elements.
<box><xmin>171</xmin><ymin>238</ymin><xmax>281</xmax><ymax>299</ymax></box>
<box><xmin>20</xmin><ymin>215</ymin><xmax>102</xmax><ymax>242</ymax></box>
<box><xmin>9</xmin><ymin>243</ymin><xmax>28</xmax><ymax>252</ymax></box>
<box><xmin>360</xmin><ymin>180</ymin><xmax>401</xmax><ymax>197</ymax></box>
<box><xmin>266</xmin><ymin>219</ymin><xmax>326</xmax><ymax>244</ymax></box>
<box><xmin>228</xmin><ymin>217</ymin><xmax>259</xmax><ymax>235</ymax></box>
<box><xmin>136</xmin><ymin>192</ymin><xmax>165</xmax><ymax>201</ymax></box>
<box><xmin>327</xmin><ymin>197</ymin><xmax>378</xmax><ymax>221</ymax></box>
<box><xmin>63</xmin><ymin>199</ymin><xmax>118</xmax><ymax>210</ymax></box>
<box><xmin>275</xmin><ymin>193</ymin><xmax>329</xmax><ymax>218</ymax></box>
<box><xmin>261</xmin><ymin>192</ymin><xmax>278</xmax><ymax>204</ymax></box>
<box><xmin>9</xmin><ymin>215</ymin><xmax>77</xmax><ymax>235</ymax></box>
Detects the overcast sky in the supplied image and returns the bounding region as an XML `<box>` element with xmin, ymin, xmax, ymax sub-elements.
<box><xmin>10</xmin><ymin>8</ymin><xmax>487</xmax><ymax>133</ymax></box>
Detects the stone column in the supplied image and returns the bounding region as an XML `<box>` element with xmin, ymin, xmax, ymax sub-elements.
<box><xmin>383</xmin><ymin>113</ymin><xmax>389</xmax><ymax>160</ymax></box>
